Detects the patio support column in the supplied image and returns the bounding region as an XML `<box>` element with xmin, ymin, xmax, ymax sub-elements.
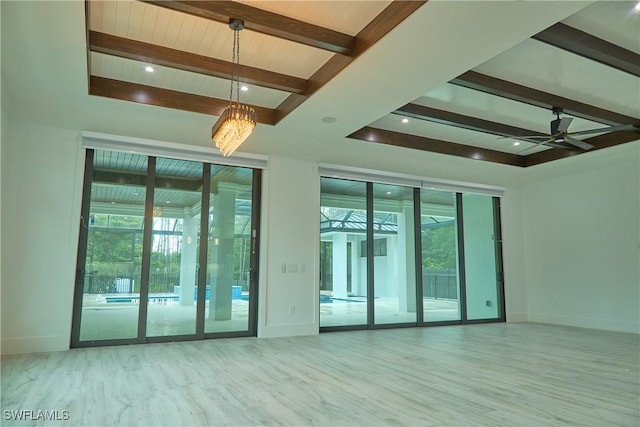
<box><xmin>332</xmin><ymin>232</ymin><xmax>348</xmax><ymax>299</ymax></box>
<box><xmin>351</xmin><ymin>236</ymin><xmax>361</xmax><ymax>296</ymax></box>
<box><xmin>209</xmin><ymin>183</ymin><xmax>236</xmax><ymax>321</ymax></box>
<box><xmin>179</xmin><ymin>209</ymin><xmax>197</xmax><ymax>306</ymax></box>
<box><xmin>399</xmin><ymin>203</ymin><xmax>416</xmax><ymax>312</ymax></box>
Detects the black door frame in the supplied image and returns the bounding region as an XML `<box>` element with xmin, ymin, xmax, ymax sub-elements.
<box><xmin>71</xmin><ymin>149</ymin><xmax>262</xmax><ymax>348</ymax></box>
<box><xmin>319</xmin><ymin>177</ymin><xmax>506</xmax><ymax>333</ymax></box>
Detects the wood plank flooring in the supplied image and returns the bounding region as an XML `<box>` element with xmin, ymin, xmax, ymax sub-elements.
<box><xmin>2</xmin><ymin>323</ymin><xmax>639</xmax><ymax>426</ymax></box>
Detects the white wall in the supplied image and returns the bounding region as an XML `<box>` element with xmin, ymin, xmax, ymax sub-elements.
<box><xmin>1</xmin><ymin>116</ymin><xmax>85</xmax><ymax>353</ymax></box>
<box><xmin>1</xmin><ymin>103</ymin><xmax>530</xmax><ymax>353</ymax></box>
<box><xmin>5</xmin><ymin>107</ymin><xmax>635</xmax><ymax>355</ymax></box>
<box><xmin>522</xmin><ymin>142</ymin><xmax>640</xmax><ymax>334</ymax></box>
<box><xmin>258</xmin><ymin>156</ymin><xmax>320</xmax><ymax>338</ymax></box>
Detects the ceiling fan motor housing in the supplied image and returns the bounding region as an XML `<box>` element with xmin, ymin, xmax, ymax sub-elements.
<box><xmin>551</xmin><ymin>117</ymin><xmax>562</xmax><ymax>135</ymax></box>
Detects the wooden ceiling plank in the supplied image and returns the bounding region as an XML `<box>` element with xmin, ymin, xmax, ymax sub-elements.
<box><xmin>140</xmin><ymin>0</ymin><xmax>355</xmax><ymax>55</ymax></box>
<box><xmin>524</xmin><ymin>130</ymin><xmax>640</xmax><ymax>167</ymax></box>
<box><xmin>533</xmin><ymin>23</ymin><xmax>640</xmax><ymax>78</ymax></box>
<box><xmin>395</xmin><ymin>103</ymin><xmax>548</xmax><ymax>140</ymax></box>
<box><xmin>274</xmin><ymin>1</ymin><xmax>427</xmax><ymax>123</ymax></box>
<box><xmin>89</xmin><ymin>31</ymin><xmax>307</xmax><ymax>94</ymax></box>
<box><xmin>348</xmin><ymin>127</ymin><xmax>525</xmax><ymax>167</ymax></box>
<box><xmin>451</xmin><ymin>71</ymin><xmax>639</xmax><ymax>126</ymax></box>
<box><xmin>90</xmin><ymin>75</ymin><xmax>277</xmax><ymax>125</ymax></box>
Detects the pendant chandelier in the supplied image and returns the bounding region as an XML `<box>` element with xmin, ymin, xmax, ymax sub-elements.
<box><xmin>211</xmin><ymin>19</ymin><xmax>257</xmax><ymax>157</ymax></box>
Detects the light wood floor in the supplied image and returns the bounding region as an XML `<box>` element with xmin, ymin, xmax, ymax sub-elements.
<box><xmin>2</xmin><ymin>323</ymin><xmax>638</xmax><ymax>426</ymax></box>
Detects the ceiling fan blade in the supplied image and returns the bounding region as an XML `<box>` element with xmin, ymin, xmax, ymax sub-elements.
<box><xmin>557</xmin><ymin>117</ymin><xmax>573</xmax><ymax>133</ymax></box>
<box><xmin>497</xmin><ymin>135</ymin><xmax>549</xmax><ymax>139</ymax></box>
<box><xmin>516</xmin><ymin>138</ymin><xmax>556</xmax><ymax>155</ymax></box>
<box><xmin>569</xmin><ymin>124</ymin><xmax>638</xmax><ymax>136</ymax></box>
<box><xmin>565</xmin><ymin>136</ymin><xmax>594</xmax><ymax>150</ymax></box>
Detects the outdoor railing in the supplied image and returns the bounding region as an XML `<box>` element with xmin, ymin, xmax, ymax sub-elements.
<box><xmin>423</xmin><ymin>269</ymin><xmax>458</xmax><ymax>300</ymax></box>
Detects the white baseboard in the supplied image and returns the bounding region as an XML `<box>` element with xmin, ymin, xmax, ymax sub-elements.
<box><xmin>258</xmin><ymin>322</ymin><xmax>318</xmax><ymax>338</ymax></box>
<box><xmin>1</xmin><ymin>335</ymin><xmax>69</xmax><ymax>355</ymax></box>
<box><xmin>528</xmin><ymin>312</ymin><xmax>639</xmax><ymax>334</ymax></box>
<box><xmin>505</xmin><ymin>311</ymin><xmax>528</xmax><ymax>322</ymax></box>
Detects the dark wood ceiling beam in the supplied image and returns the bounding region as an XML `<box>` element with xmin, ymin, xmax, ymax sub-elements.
<box><xmin>451</xmin><ymin>71</ymin><xmax>639</xmax><ymax>126</ymax></box>
<box><xmin>348</xmin><ymin>127</ymin><xmax>525</xmax><ymax>167</ymax></box>
<box><xmin>524</xmin><ymin>130</ymin><xmax>640</xmax><ymax>167</ymax></box>
<box><xmin>141</xmin><ymin>0</ymin><xmax>355</xmax><ymax>55</ymax></box>
<box><xmin>394</xmin><ymin>103</ymin><xmax>548</xmax><ymax>140</ymax></box>
<box><xmin>532</xmin><ymin>23</ymin><xmax>640</xmax><ymax>77</ymax></box>
<box><xmin>90</xmin><ymin>76</ymin><xmax>277</xmax><ymax>125</ymax></box>
<box><xmin>274</xmin><ymin>1</ymin><xmax>427</xmax><ymax>123</ymax></box>
<box><xmin>89</xmin><ymin>31</ymin><xmax>307</xmax><ymax>94</ymax></box>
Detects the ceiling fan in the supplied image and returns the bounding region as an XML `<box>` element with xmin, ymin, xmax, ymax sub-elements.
<box><xmin>512</xmin><ymin>107</ymin><xmax>638</xmax><ymax>152</ymax></box>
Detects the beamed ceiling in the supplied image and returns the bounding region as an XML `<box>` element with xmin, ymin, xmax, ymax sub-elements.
<box><xmin>86</xmin><ymin>0</ymin><xmax>640</xmax><ymax>167</ymax></box>
<box><xmin>87</xmin><ymin>1</ymin><xmax>421</xmax><ymax>124</ymax></box>
<box><xmin>79</xmin><ymin>1</ymin><xmax>637</xmax><ymax>167</ymax></box>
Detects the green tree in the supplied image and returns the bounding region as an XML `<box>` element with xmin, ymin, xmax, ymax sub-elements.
<box><xmin>422</xmin><ymin>225</ymin><xmax>456</xmax><ymax>270</ymax></box>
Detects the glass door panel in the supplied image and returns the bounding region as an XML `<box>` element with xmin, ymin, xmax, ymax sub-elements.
<box><xmin>204</xmin><ymin>165</ymin><xmax>254</xmax><ymax>334</ymax></box>
<box><xmin>145</xmin><ymin>158</ymin><xmax>203</xmax><ymax>337</ymax></box>
<box><xmin>78</xmin><ymin>151</ymin><xmax>147</xmax><ymax>341</ymax></box>
<box><xmin>320</xmin><ymin>178</ymin><xmax>368</xmax><ymax>327</ymax></box>
<box><xmin>420</xmin><ymin>189</ymin><xmax>461</xmax><ymax>322</ymax></box>
<box><xmin>372</xmin><ymin>184</ymin><xmax>417</xmax><ymax>325</ymax></box>
<box><xmin>462</xmin><ymin>194</ymin><xmax>501</xmax><ymax>320</ymax></box>
<box><xmin>74</xmin><ymin>150</ymin><xmax>262</xmax><ymax>346</ymax></box>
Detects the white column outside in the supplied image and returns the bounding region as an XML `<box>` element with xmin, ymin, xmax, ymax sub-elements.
<box><xmin>179</xmin><ymin>209</ymin><xmax>198</xmax><ymax>306</ymax></box>
<box><xmin>332</xmin><ymin>232</ymin><xmax>348</xmax><ymax>299</ymax></box>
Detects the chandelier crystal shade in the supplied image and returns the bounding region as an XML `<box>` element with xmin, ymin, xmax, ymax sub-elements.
<box><xmin>211</xmin><ymin>19</ymin><xmax>256</xmax><ymax>157</ymax></box>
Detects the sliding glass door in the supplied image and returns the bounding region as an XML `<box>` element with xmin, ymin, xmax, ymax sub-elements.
<box><xmin>372</xmin><ymin>183</ymin><xmax>417</xmax><ymax>325</ymax></box>
<box><xmin>75</xmin><ymin>150</ymin><xmax>147</xmax><ymax>342</ymax></box>
<box><xmin>319</xmin><ymin>178</ymin><xmax>368</xmax><ymax>327</ymax></box>
<box><xmin>420</xmin><ymin>189</ymin><xmax>461</xmax><ymax>323</ymax></box>
<box><xmin>319</xmin><ymin>176</ymin><xmax>504</xmax><ymax>331</ymax></box>
<box><xmin>462</xmin><ymin>194</ymin><xmax>503</xmax><ymax>321</ymax></box>
<box><xmin>204</xmin><ymin>165</ymin><xmax>256</xmax><ymax>334</ymax></box>
<box><xmin>72</xmin><ymin>149</ymin><xmax>260</xmax><ymax>347</ymax></box>
<box><xmin>145</xmin><ymin>157</ymin><xmax>203</xmax><ymax>338</ymax></box>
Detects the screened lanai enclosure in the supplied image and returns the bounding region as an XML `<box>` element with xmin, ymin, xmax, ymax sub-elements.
<box><xmin>319</xmin><ymin>176</ymin><xmax>504</xmax><ymax>329</ymax></box>
<box><xmin>71</xmin><ymin>149</ymin><xmax>260</xmax><ymax>346</ymax></box>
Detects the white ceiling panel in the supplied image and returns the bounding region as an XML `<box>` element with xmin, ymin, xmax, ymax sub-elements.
<box><xmin>474</xmin><ymin>38</ymin><xmax>640</xmax><ymax>119</ymax></box>
<box><xmin>90</xmin><ymin>52</ymin><xmax>290</xmax><ymax>108</ymax></box>
<box><xmin>369</xmin><ymin>115</ymin><xmax>550</xmax><ymax>155</ymax></box>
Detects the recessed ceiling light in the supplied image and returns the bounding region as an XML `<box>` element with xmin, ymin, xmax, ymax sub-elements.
<box><xmin>240</xmin><ymin>85</ymin><xmax>249</xmax><ymax>92</ymax></box>
<box><xmin>635</xmin><ymin>1</ymin><xmax>640</xmax><ymax>12</ymax></box>
<box><xmin>401</xmin><ymin>118</ymin><xmax>409</xmax><ymax>124</ymax></box>
<box><xmin>386</xmin><ymin>191</ymin><xmax>392</xmax><ymax>195</ymax></box>
<box><xmin>145</xmin><ymin>65</ymin><xmax>154</xmax><ymax>73</ymax></box>
<box><xmin>321</xmin><ymin>116</ymin><xmax>337</xmax><ymax>123</ymax></box>
<box><xmin>513</xmin><ymin>142</ymin><xmax>521</xmax><ymax>146</ymax></box>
